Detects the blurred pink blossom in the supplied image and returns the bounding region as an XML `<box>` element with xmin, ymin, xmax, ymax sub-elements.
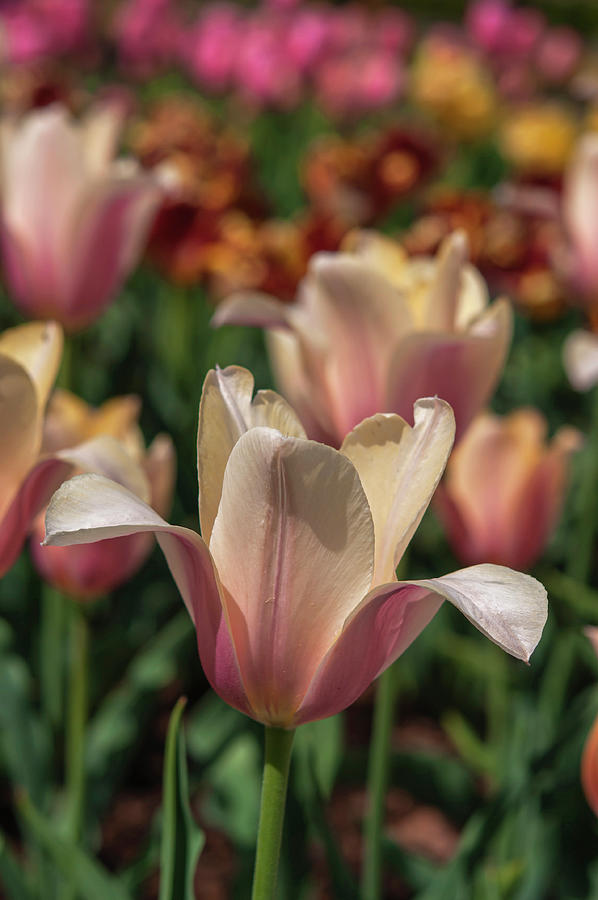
<box><xmin>185</xmin><ymin>3</ymin><xmax>242</xmax><ymax>91</ymax></box>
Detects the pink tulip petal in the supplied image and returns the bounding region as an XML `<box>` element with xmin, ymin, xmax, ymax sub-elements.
<box><xmin>64</xmin><ymin>177</ymin><xmax>162</xmax><ymax>330</ymax></box>
<box><xmin>209</xmin><ymin>426</ymin><xmax>374</xmax><ymax>727</ymax></box>
<box><xmin>306</xmin><ymin>253</ymin><xmax>412</xmax><ymax>438</ymax></box>
<box><xmin>386</xmin><ymin>299</ymin><xmax>512</xmax><ymax>439</ymax></box>
<box><xmin>563</xmin><ymin>135</ymin><xmax>598</xmax><ymax>293</ymax></box>
<box><xmin>197</xmin><ymin>365</ymin><xmax>305</xmax><ymax>543</ymax></box>
<box><xmin>44</xmin><ymin>473</ymin><xmax>250</xmax><ymax>715</ymax></box>
<box><xmin>424</xmin><ymin>231</ymin><xmax>469</xmax><ymax>331</ymax></box>
<box><xmin>0</xmin><ymin>457</ymin><xmax>71</xmax><ymax>577</ymax></box>
<box><xmin>341</xmin><ymin>398</ymin><xmax>455</xmax><ymax>583</ymax></box>
<box><xmin>296</xmin><ymin>582</ymin><xmax>442</xmax><ymax>724</ymax></box>
<box><xmin>297</xmin><ymin>563</ymin><xmax>547</xmax><ymax>723</ymax></box>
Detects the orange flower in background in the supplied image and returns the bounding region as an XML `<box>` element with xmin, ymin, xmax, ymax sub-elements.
<box><xmin>0</xmin><ymin>101</ymin><xmax>164</xmax><ymax>331</ymax></box>
<box><xmin>31</xmin><ymin>390</ymin><xmax>175</xmax><ymax>599</ymax></box>
<box><xmin>213</xmin><ymin>229</ymin><xmax>512</xmax><ymax>444</ymax></box>
<box><xmin>435</xmin><ymin>409</ymin><xmax>581</xmax><ymax>570</ymax></box>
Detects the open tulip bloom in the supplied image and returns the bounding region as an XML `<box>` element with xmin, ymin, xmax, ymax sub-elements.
<box><xmin>44</xmin><ymin>365</ymin><xmax>546</xmax><ymax>894</ymax></box>
<box><xmin>0</xmin><ymin>320</ymin><xmax>151</xmax><ymax>578</ymax></box>
<box><xmin>212</xmin><ymin>229</ymin><xmax>512</xmax><ymax>444</ymax></box>
<box><xmin>45</xmin><ymin>365</ymin><xmax>547</xmax><ymax>721</ymax></box>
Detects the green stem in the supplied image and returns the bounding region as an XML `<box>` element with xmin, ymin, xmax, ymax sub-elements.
<box><xmin>362</xmin><ymin>663</ymin><xmax>397</xmax><ymax>900</ymax></box>
<box><xmin>65</xmin><ymin>601</ymin><xmax>89</xmax><ymax>846</ymax></box>
<box><xmin>252</xmin><ymin>726</ymin><xmax>295</xmax><ymax>900</ymax></box>
<box><xmin>567</xmin><ymin>384</ymin><xmax>598</xmax><ymax>583</ymax></box>
<box><xmin>39</xmin><ymin>585</ymin><xmax>66</xmax><ymax>730</ymax></box>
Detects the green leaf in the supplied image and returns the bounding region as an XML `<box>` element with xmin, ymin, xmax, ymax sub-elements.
<box><xmin>159</xmin><ymin>697</ymin><xmax>205</xmax><ymax>900</ymax></box>
<box><xmin>0</xmin><ymin>832</ymin><xmax>34</xmax><ymax>900</ymax></box>
<box><xmin>17</xmin><ymin>795</ymin><xmax>132</xmax><ymax>900</ymax></box>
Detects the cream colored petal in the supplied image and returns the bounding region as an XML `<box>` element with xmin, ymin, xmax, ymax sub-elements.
<box><xmin>341</xmin><ymin>229</ymin><xmax>409</xmax><ymax>289</ymax></box>
<box><xmin>211</xmin><ymin>291</ymin><xmax>292</xmax><ymax>329</ymax></box>
<box><xmin>341</xmin><ymin>398</ymin><xmax>455</xmax><ymax>584</ymax></box>
<box><xmin>42</xmin><ymin>389</ymin><xmax>142</xmax><ymax>453</ymax></box>
<box><xmin>424</xmin><ymin>230</ymin><xmax>470</xmax><ymax>331</ymax></box>
<box><xmin>55</xmin><ymin>436</ymin><xmax>150</xmax><ymax>502</ymax></box>
<box><xmin>563</xmin><ymin>329</ymin><xmax>598</xmax><ymax>392</ymax></box>
<box><xmin>197</xmin><ymin>366</ymin><xmax>305</xmax><ymax>543</ymax></box>
<box><xmin>208</xmin><ymin>427</ymin><xmax>374</xmax><ymax>727</ymax></box>
<box><xmin>266</xmin><ymin>330</ymin><xmax>335</xmax><ymax>443</ymax></box>
<box><xmin>80</xmin><ymin>100</ymin><xmax>127</xmax><ymax>176</ymax></box>
<box><xmin>0</xmin><ymin>355</ymin><xmax>38</xmax><ymax>520</ymax></box>
<box><xmin>0</xmin><ymin>321</ymin><xmax>62</xmax><ymax>410</ymax></box>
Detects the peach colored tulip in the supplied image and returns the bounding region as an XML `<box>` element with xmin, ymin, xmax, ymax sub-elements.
<box><xmin>0</xmin><ymin>102</ymin><xmax>163</xmax><ymax>331</ymax></box>
<box><xmin>562</xmin><ymin>136</ymin><xmax>598</xmax><ymax>302</ymax></box>
<box><xmin>31</xmin><ymin>390</ymin><xmax>175</xmax><ymax>599</ymax></box>
<box><xmin>212</xmin><ymin>230</ymin><xmax>512</xmax><ymax>444</ymax></box>
<box><xmin>0</xmin><ymin>320</ymin><xmax>142</xmax><ymax>577</ymax></box>
<box><xmin>435</xmin><ymin>409</ymin><xmax>581</xmax><ymax>571</ymax></box>
<box><xmin>582</xmin><ymin>628</ymin><xmax>598</xmax><ymax>816</ymax></box>
<box><xmin>44</xmin><ymin>366</ymin><xmax>547</xmax><ymax>727</ymax></box>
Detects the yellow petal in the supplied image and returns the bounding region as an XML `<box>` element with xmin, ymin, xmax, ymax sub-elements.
<box><xmin>341</xmin><ymin>398</ymin><xmax>455</xmax><ymax>584</ymax></box>
<box><xmin>197</xmin><ymin>366</ymin><xmax>305</xmax><ymax>543</ymax></box>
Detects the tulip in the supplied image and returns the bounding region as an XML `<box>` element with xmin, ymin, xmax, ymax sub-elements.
<box><xmin>435</xmin><ymin>409</ymin><xmax>581</xmax><ymax>571</ymax></box>
<box><xmin>44</xmin><ymin>365</ymin><xmax>547</xmax><ymax>728</ymax></box>
<box><xmin>212</xmin><ymin>230</ymin><xmax>512</xmax><ymax>444</ymax></box>
<box><xmin>562</xmin><ymin>136</ymin><xmax>598</xmax><ymax>304</ymax></box>
<box><xmin>582</xmin><ymin>628</ymin><xmax>598</xmax><ymax>816</ymax></box>
<box><xmin>0</xmin><ymin>102</ymin><xmax>164</xmax><ymax>331</ymax></box>
<box><xmin>0</xmin><ymin>320</ymin><xmax>144</xmax><ymax>578</ymax></box>
<box><xmin>30</xmin><ymin>390</ymin><xmax>175</xmax><ymax>599</ymax></box>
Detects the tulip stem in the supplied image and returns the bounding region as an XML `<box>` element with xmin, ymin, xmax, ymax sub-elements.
<box><xmin>568</xmin><ymin>384</ymin><xmax>598</xmax><ymax>583</ymax></box>
<box><xmin>65</xmin><ymin>600</ymin><xmax>89</xmax><ymax>848</ymax></box>
<box><xmin>252</xmin><ymin>726</ymin><xmax>295</xmax><ymax>900</ymax></box>
<box><xmin>362</xmin><ymin>663</ymin><xmax>397</xmax><ymax>900</ymax></box>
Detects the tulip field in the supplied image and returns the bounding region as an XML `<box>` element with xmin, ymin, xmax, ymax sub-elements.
<box><xmin>4</xmin><ymin>1</ymin><xmax>598</xmax><ymax>898</ymax></box>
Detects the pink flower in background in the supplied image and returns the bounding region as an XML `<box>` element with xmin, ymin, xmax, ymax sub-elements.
<box><xmin>44</xmin><ymin>366</ymin><xmax>547</xmax><ymax>727</ymax></box>
<box><xmin>0</xmin><ymin>102</ymin><xmax>164</xmax><ymax>331</ymax></box>
<box><xmin>285</xmin><ymin>7</ymin><xmax>331</xmax><ymax>72</ymax></box>
<box><xmin>213</xmin><ymin>230</ymin><xmax>512</xmax><ymax>445</ymax></box>
<box><xmin>316</xmin><ymin>49</ymin><xmax>403</xmax><ymax>117</ymax></box>
<box><xmin>0</xmin><ymin>0</ymin><xmax>90</xmax><ymax>64</ymax></box>
<box><xmin>582</xmin><ymin>628</ymin><xmax>598</xmax><ymax>816</ymax></box>
<box><xmin>185</xmin><ymin>4</ymin><xmax>242</xmax><ymax>91</ymax></box>
<box><xmin>115</xmin><ymin>0</ymin><xmax>182</xmax><ymax>74</ymax></box>
<box><xmin>466</xmin><ymin>0</ymin><xmax>511</xmax><ymax>54</ymax></box>
<box><xmin>235</xmin><ymin>17</ymin><xmax>300</xmax><ymax>108</ymax></box>
<box><xmin>435</xmin><ymin>409</ymin><xmax>581</xmax><ymax>571</ymax></box>
<box><xmin>535</xmin><ymin>28</ymin><xmax>582</xmax><ymax>84</ymax></box>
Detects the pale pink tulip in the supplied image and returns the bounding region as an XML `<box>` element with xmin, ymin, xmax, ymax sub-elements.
<box><xmin>435</xmin><ymin>409</ymin><xmax>581</xmax><ymax>571</ymax></box>
<box><xmin>0</xmin><ymin>320</ymin><xmax>145</xmax><ymax>577</ymax></box>
<box><xmin>562</xmin><ymin>136</ymin><xmax>598</xmax><ymax>301</ymax></box>
<box><xmin>44</xmin><ymin>366</ymin><xmax>547</xmax><ymax>727</ymax></box>
<box><xmin>582</xmin><ymin>628</ymin><xmax>598</xmax><ymax>816</ymax></box>
<box><xmin>31</xmin><ymin>390</ymin><xmax>175</xmax><ymax>599</ymax></box>
<box><xmin>0</xmin><ymin>103</ymin><xmax>163</xmax><ymax>331</ymax></box>
<box><xmin>212</xmin><ymin>230</ymin><xmax>512</xmax><ymax>444</ymax></box>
